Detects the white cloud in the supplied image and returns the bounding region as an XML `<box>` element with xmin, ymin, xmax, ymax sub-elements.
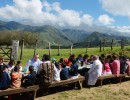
<box><xmin>0</xmin><ymin>0</ymin><xmax>94</xmax><ymax>28</ymax></box>
<box><xmin>109</xmin><ymin>26</ymin><xmax>130</xmax><ymax>33</ymax></box>
<box><xmin>100</xmin><ymin>0</ymin><xmax>130</xmax><ymax>17</ymax></box>
<box><xmin>81</xmin><ymin>14</ymin><xmax>93</xmax><ymax>26</ymax></box>
<box><xmin>98</xmin><ymin>14</ymin><xmax>115</xmax><ymax>25</ymax></box>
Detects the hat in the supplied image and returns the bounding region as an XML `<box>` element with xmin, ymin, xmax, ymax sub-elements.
<box><xmin>52</xmin><ymin>58</ymin><xmax>56</xmax><ymax>63</ymax></box>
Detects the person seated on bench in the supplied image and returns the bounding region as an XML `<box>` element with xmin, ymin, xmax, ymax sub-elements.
<box><xmin>111</xmin><ymin>55</ymin><xmax>120</xmax><ymax>76</ymax></box>
<box><xmin>52</xmin><ymin>58</ymin><xmax>61</xmax><ymax>82</ymax></box>
<box><xmin>68</xmin><ymin>54</ymin><xmax>75</xmax><ymax>67</ymax></box>
<box><xmin>0</xmin><ymin>56</ymin><xmax>8</xmax><ymax>72</ymax></box>
<box><xmin>22</xmin><ymin>66</ymin><xmax>36</xmax><ymax>87</ymax></box>
<box><xmin>69</xmin><ymin>58</ymin><xmax>79</xmax><ymax>79</ymax></box>
<box><xmin>76</xmin><ymin>54</ymin><xmax>83</xmax><ymax>66</ymax></box>
<box><xmin>87</xmin><ymin>55</ymin><xmax>94</xmax><ymax>64</ymax></box>
<box><xmin>60</xmin><ymin>63</ymin><xmax>69</xmax><ymax>80</ymax></box>
<box><xmin>102</xmin><ymin>58</ymin><xmax>112</xmax><ymax>76</ymax></box>
<box><xmin>7</xmin><ymin>60</ymin><xmax>15</xmax><ymax>74</ymax></box>
<box><xmin>83</xmin><ymin>54</ymin><xmax>89</xmax><ymax>66</ymax></box>
<box><xmin>11</xmin><ymin>66</ymin><xmax>23</xmax><ymax>88</ymax></box>
<box><xmin>120</xmin><ymin>56</ymin><xmax>128</xmax><ymax>74</ymax></box>
<box><xmin>86</xmin><ymin>56</ymin><xmax>102</xmax><ymax>86</ymax></box>
<box><xmin>58</xmin><ymin>58</ymin><xmax>64</xmax><ymax>69</ymax></box>
<box><xmin>39</xmin><ymin>54</ymin><xmax>54</xmax><ymax>94</ymax></box>
<box><xmin>126</xmin><ymin>58</ymin><xmax>130</xmax><ymax>75</ymax></box>
<box><xmin>16</xmin><ymin>61</ymin><xmax>23</xmax><ymax>72</ymax></box>
<box><xmin>0</xmin><ymin>64</ymin><xmax>10</xmax><ymax>90</ymax></box>
<box><xmin>24</xmin><ymin>53</ymin><xmax>42</xmax><ymax>75</ymax></box>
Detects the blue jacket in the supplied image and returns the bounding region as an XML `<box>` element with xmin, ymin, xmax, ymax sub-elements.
<box><xmin>60</xmin><ymin>68</ymin><xmax>69</xmax><ymax>80</ymax></box>
<box><xmin>70</xmin><ymin>63</ymin><xmax>78</xmax><ymax>76</ymax></box>
<box><xmin>0</xmin><ymin>72</ymin><xmax>10</xmax><ymax>90</ymax></box>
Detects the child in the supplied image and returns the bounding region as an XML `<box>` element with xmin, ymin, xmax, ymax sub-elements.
<box><xmin>69</xmin><ymin>58</ymin><xmax>79</xmax><ymax>79</ymax></box>
<box><xmin>60</xmin><ymin>63</ymin><xmax>69</xmax><ymax>80</ymax></box>
<box><xmin>23</xmin><ymin>66</ymin><xmax>36</xmax><ymax>87</ymax></box>
<box><xmin>52</xmin><ymin>58</ymin><xmax>61</xmax><ymax>82</ymax></box>
<box><xmin>16</xmin><ymin>61</ymin><xmax>22</xmax><ymax>72</ymax></box>
<box><xmin>11</xmin><ymin>66</ymin><xmax>23</xmax><ymax>88</ymax></box>
<box><xmin>7</xmin><ymin>60</ymin><xmax>15</xmax><ymax>74</ymax></box>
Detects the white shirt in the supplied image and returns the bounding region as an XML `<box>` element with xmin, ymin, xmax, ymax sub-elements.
<box><xmin>24</xmin><ymin>58</ymin><xmax>42</xmax><ymax>74</ymax></box>
<box><xmin>88</xmin><ymin>59</ymin><xmax>102</xmax><ymax>85</ymax></box>
<box><xmin>53</xmin><ymin>65</ymin><xmax>61</xmax><ymax>81</ymax></box>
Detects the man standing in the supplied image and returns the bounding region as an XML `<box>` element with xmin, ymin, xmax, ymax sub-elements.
<box><xmin>24</xmin><ymin>54</ymin><xmax>42</xmax><ymax>74</ymax></box>
<box><xmin>87</xmin><ymin>56</ymin><xmax>102</xmax><ymax>86</ymax></box>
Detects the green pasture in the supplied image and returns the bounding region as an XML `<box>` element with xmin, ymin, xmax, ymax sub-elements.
<box><xmin>17</xmin><ymin>46</ymin><xmax>130</xmax><ymax>68</ymax></box>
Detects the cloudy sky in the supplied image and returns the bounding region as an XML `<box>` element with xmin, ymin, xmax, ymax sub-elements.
<box><xmin>0</xmin><ymin>0</ymin><xmax>130</xmax><ymax>32</ymax></box>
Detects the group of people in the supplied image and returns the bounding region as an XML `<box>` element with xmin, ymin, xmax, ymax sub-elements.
<box><xmin>0</xmin><ymin>56</ymin><xmax>36</xmax><ymax>90</ymax></box>
<box><xmin>86</xmin><ymin>53</ymin><xmax>130</xmax><ymax>86</ymax></box>
<box><xmin>1</xmin><ymin>53</ymin><xmax>130</xmax><ymax>91</ymax></box>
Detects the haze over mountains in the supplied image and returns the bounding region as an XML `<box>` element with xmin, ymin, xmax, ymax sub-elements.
<box><xmin>0</xmin><ymin>20</ymin><xmax>130</xmax><ymax>47</ymax></box>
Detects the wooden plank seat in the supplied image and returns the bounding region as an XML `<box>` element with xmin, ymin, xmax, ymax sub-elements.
<box><xmin>98</xmin><ymin>73</ymin><xmax>127</xmax><ymax>86</ymax></box>
<box><xmin>0</xmin><ymin>85</ymin><xmax>39</xmax><ymax>100</ymax></box>
<box><xmin>49</xmin><ymin>76</ymin><xmax>85</xmax><ymax>89</ymax></box>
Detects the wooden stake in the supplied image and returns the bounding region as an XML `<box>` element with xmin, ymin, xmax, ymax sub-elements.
<box><xmin>20</xmin><ymin>39</ymin><xmax>24</xmax><ymax>60</ymax></box>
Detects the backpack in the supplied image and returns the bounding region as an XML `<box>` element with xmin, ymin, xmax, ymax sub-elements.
<box><xmin>40</xmin><ymin>62</ymin><xmax>54</xmax><ymax>84</ymax></box>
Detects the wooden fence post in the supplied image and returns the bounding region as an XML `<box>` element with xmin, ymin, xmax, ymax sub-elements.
<box><xmin>121</xmin><ymin>39</ymin><xmax>124</xmax><ymax>50</ymax></box>
<box><xmin>111</xmin><ymin>39</ymin><xmax>113</xmax><ymax>51</ymax></box>
<box><xmin>99</xmin><ymin>40</ymin><xmax>102</xmax><ymax>52</ymax></box>
<box><xmin>70</xmin><ymin>45</ymin><xmax>73</xmax><ymax>55</ymax></box>
<box><xmin>48</xmin><ymin>43</ymin><xmax>51</xmax><ymax>57</ymax></box>
<box><xmin>20</xmin><ymin>39</ymin><xmax>24</xmax><ymax>60</ymax></box>
<box><xmin>57</xmin><ymin>43</ymin><xmax>60</xmax><ymax>56</ymax></box>
<box><xmin>86</xmin><ymin>42</ymin><xmax>90</xmax><ymax>53</ymax></box>
<box><xmin>11</xmin><ymin>40</ymin><xmax>19</xmax><ymax>60</ymax></box>
<box><xmin>34</xmin><ymin>40</ymin><xmax>38</xmax><ymax>56</ymax></box>
<box><xmin>102</xmin><ymin>39</ymin><xmax>105</xmax><ymax>51</ymax></box>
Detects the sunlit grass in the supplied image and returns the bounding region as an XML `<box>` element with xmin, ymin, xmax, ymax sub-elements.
<box><xmin>15</xmin><ymin>46</ymin><xmax>130</xmax><ymax>67</ymax></box>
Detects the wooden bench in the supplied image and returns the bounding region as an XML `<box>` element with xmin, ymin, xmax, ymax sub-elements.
<box><xmin>98</xmin><ymin>73</ymin><xmax>127</xmax><ymax>87</ymax></box>
<box><xmin>49</xmin><ymin>76</ymin><xmax>85</xmax><ymax>89</ymax></box>
<box><xmin>0</xmin><ymin>85</ymin><xmax>39</xmax><ymax>100</ymax></box>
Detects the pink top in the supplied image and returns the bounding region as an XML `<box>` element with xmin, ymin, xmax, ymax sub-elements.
<box><xmin>126</xmin><ymin>61</ymin><xmax>130</xmax><ymax>75</ymax></box>
<box><xmin>102</xmin><ymin>63</ymin><xmax>112</xmax><ymax>75</ymax></box>
<box><xmin>111</xmin><ymin>60</ymin><xmax>120</xmax><ymax>76</ymax></box>
<box><xmin>105</xmin><ymin>63</ymin><xmax>111</xmax><ymax>72</ymax></box>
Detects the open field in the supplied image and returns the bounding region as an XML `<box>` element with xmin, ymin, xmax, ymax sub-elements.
<box><xmin>2</xmin><ymin>46</ymin><xmax>130</xmax><ymax>100</ymax></box>
<box><xmin>22</xmin><ymin>46</ymin><xmax>130</xmax><ymax>100</ymax></box>
<box><xmin>17</xmin><ymin>46</ymin><xmax>130</xmax><ymax>67</ymax></box>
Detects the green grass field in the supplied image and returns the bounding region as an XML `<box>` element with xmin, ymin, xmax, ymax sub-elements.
<box><xmin>18</xmin><ymin>46</ymin><xmax>130</xmax><ymax>67</ymax></box>
<box><xmin>2</xmin><ymin>46</ymin><xmax>130</xmax><ymax>100</ymax></box>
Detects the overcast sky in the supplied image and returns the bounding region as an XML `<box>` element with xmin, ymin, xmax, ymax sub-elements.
<box><xmin>0</xmin><ymin>0</ymin><xmax>130</xmax><ymax>33</ymax></box>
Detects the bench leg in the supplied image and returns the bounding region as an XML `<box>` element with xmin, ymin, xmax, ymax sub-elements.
<box><xmin>77</xmin><ymin>80</ymin><xmax>83</xmax><ymax>89</ymax></box>
<box><xmin>100</xmin><ymin>79</ymin><xmax>103</xmax><ymax>87</ymax></box>
<box><xmin>33</xmin><ymin>91</ymin><xmax>36</xmax><ymax>100</ymax></box>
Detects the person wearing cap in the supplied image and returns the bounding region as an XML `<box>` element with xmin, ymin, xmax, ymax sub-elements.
<box><xmin>86</xmin><ymin>56</ymin><xmax>102</xmax><ymax>86</ymax></box>
<box><xmin>24</xmin><ymin>54</ymin><xmax>42</xmax><ymax>74</ymax></box>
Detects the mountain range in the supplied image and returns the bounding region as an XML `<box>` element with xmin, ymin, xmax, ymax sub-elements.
<box><xmin>0</xmin><ymin>20</ymin><xmax>129</xmax><ymax>47</ymax></box>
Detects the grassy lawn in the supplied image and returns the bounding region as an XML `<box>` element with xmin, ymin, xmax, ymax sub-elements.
<box><xmin>2</xmin><ymin>46</ymin><xmax>130</xmax><ymax>99</ymax></box>
<box><xmin>20</xmin><ymin>46</ymin><xmax>130</xmax><ymax>100</ymax></box>
<box><xmin>36</xmin><ymin>79</ymin><xmax>130</xmax><ymax>100</ymax></box>
<box><xmin>17</xmin><ymin>46</ymin><xmax>130</xmax><ymax>67</ymax></box>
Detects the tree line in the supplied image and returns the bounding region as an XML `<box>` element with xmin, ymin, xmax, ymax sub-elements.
<box><xmin>0</xmin><ymin>30</ymin><xmax>40</xmax><ymax>47</ymax></box>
